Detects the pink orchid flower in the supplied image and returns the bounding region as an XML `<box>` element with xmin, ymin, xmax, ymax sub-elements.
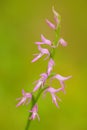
<box><xmin>32</xmin><ymin>45</ymin><xmax>50</xmax><ymax>62</ymax></box>
<box><xmin>46</xmin><ymin>7</ymin><xmax>60</xmax><ymax>30</ymax></box>
<box><xmin>46</xmin><ymin>19</ymin><xmax>56</xmax><ymax>30</ymax></box>
<box><xmin>16</xmin><ymin>89</ymin><xmax>32</xmax><ymax>107</ymax></box>
<box><xmin>52</xmin><ymin>6</ymin><xmax>60</xmax><ymax>25</ymax></box>
<box><xmin>52</xmin><ymin>38</ymin><xmax>67</xmax><ymax>48</ymax></box>
<box><xmin>29</xmin><ymin>104</ymin><xmax>40</xmax><ymax>121</ymax></box>
<box><xmin>58</xmin><ymin>38</ymin><xmax>67</xmax><ymax>47</ymax></box>
<box><xmin>44</xmin><ymin>87</ymin><xmax>63</xmax><ymax>108</ymax></box>
<box><xmin>47</xmin><ymin>58</ymin><xmax>55</xmax><ymax>75</ymax></box>
<box><xmin>52</xmin><ymin>74</ymin><xmax>72</xmax><ymax>93</ymax></box>
<box><xmin>35</xmin><ymin>34</ymin><xmax>51</xmax><ymax>46</ymax></box>
<box><xmin>33</xmin><ymin>73</ymin><xmax>48</xmax><ymax>92</ymax></box>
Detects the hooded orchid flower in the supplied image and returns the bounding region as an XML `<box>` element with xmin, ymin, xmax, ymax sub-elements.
<box><xmin>32</xmin><ymin>45</ymin><xmax>50</xmax><ymax>62</ymax></box>
<box><xmin>33</xmin><ymin>73</ymin><xmax>48</xmax><ymax>92</ymax></box>
<box><xmin>46</xmin><ymin>7</ymin><xmax>60</xmax><ymax>30</ymax></box>
<box><xmin>29</xmin><ymin>104</ymin><xmax>40</xmax><ymax>121</ymax></box>
<box><xmin>46</xmin><ymin>19</ymin><xmax>56</xmax><ymax>30</ymax></box>
<box><xmin>35</xmin><ymin>34</ymin><xmax>52</xmax><ymax>46</ymax></box>
<box><xmin>44</xmin><ymin>87</ymin><xmax>63</xmax><ymax>108</ymax></box>
<box><xmin>52</xmin><ymin>38</ymin><xmax>67</xmax><ymax>48</ymax></box>
<box><xmin>58</xmin><ymin>38</ymin><xmax>67</xmax><ymax>47</ymax></box>
<box><xmin>51</xmin><ymin>74</ymin><xmax>72</xmax><ymax>93</ymax></box>
<box><xmin>16</xmin><ymin>89</ymin><xmax>32</xmax><ymax>107</ymax></box>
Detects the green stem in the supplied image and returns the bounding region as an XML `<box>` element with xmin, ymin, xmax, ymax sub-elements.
<box><xmin>25</xmin><ymin>87</ymin><xmax>48</xmax><ymax>130</ymax></box>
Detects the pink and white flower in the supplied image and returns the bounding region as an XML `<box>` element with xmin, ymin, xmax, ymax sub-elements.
<box><xmin>46</xmin><ymin>7</ymin><xmax>60</xmax><ymax>30</ymax></box>
<box><xmin>29</xmin><ymin>104</ymin><xmax>40</xmax><ymax>121</ymax></box>
<box><xmin>52</xmin><ymin>38</ymin><xmax>67</xmax><ymax>48</ymax></box>
<box><xmin>58</xmin><ymin>38</ymin><xmax>67</xmax><ymax>47</ymax></box>
<box><xmin>52</xmin><ymin>6</ymin><xmax>60</xmax><ymax>25</ymax></box>
<box><xmin>33</xmin><ymin>73</ymin><xmax>48</xmax><ymax>92</ymax></box>
<box><xmin>16</xmin><ymin>89</ymin><xmax>32</xmax><ymax>107</ymax></box>
<box><xmin>32</xmin><ymin>45</ymin><xmax>50</xmax><ymax>62</ymax></box>
<box><xmin>46</xmin><ymin>19</ymin><xmax>56</xmax><ymax>30</ymax></box>
<box><xmin>52</xmin><ymin>74</ymin><xmax>72</xmax><ymax>93</ymax></box>
<box><xmin>44</xmin><ymin>87</ymin><xmax>63</xmax><ymax>108</ymax></box>
<box><xmin>35</xmin><ymin>34</ymin><xmax>51</xmax><ymax>46</ymax></box>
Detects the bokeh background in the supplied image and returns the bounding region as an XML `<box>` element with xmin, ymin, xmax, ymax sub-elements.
<box><xmin>0</xmin><ymin>0</ymin><xmax>87</xmax><ymax>130</ymax></box>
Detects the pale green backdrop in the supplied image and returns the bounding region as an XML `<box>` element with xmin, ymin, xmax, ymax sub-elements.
<box><xmin>0</xmin><ymin>0</ymin><xmax>87</xmax><ymax>130</ymax></box>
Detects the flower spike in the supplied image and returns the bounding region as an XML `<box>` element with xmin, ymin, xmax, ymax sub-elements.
<box><xmin>17</xmin><ymin>7</ymin><xmax>72</xmax><ymax>125</ymax></box>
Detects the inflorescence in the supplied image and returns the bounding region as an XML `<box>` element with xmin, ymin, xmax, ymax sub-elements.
<box><xmin>16</xmin><ymin>7</ymin><xmax>72</xmax><ymax>121</ymax></box>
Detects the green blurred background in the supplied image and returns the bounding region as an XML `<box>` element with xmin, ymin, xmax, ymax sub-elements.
<box><xmin>0</xmin><ymin>0</ymin><xmax>87</xmax><ymax>130</ymax></box>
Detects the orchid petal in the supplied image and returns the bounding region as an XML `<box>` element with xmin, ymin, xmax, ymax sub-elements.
<box><xmin>46</xmin><ymin>19</ymin><xmax>56</xmax><ymax>29</ymax></box>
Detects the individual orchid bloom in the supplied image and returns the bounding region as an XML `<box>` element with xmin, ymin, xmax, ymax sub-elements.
<box><xmin>46</xmin><ymin>7</ymin><xmax>60</xmax><ymax>30</ymax></box>
<box><xmin>47</xmin><ymin>58</ymin><xmax>55</xmax><ymax>75</ymax></box>
<box><xmin>46</xmin><ymin>19</ymin><xmax>56</xmax><ymax>30</ymax></box>
<box><xmin>35</xmin><ymin>34</ymin><xmax>52</xmax><ymax>46</ymax></box>
<box><xmin>33</xmin><ymin>73</ymin><xmax>48</xmax><ymax>92</ymax></box>
<box><xmin>44</xmin><ymin>87</ymin><xmax>63</xmax><ymax>108</ymax></box>
<box><xmin>52</xmin><ymin>6</ymin><xmax>60</xmax><ymax>26</ymax></box>
<box><xmin>51</xmin><ymin>74</ymin><xmax>72</xmax><ymax>93</ymax></box>
<box><xmin>52</xmin><ymin>38</ymin><xmax>67</xmax><ymax>48</ymax></box>
<box><xmin>32</xmin><ymin>45</ymin><xmax>50</xmax><ymax>62</ymax></box>
<box><xmin>29</xmin><ymin>104</ymin><xmax>40</xmax><ymax>121</ymax></box>
<box><xmin>16</xmin><ymin>89</ymin><xmax>32</xmax><ymax>107</ymax></box>
<box><xmin>58</xmin><ymin>38</ymin><xmax>67</xmax><ymax>47</ymax></box>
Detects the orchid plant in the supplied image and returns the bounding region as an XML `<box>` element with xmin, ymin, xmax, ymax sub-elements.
<box><xmin>16</xmin><ymin>7</ymin><xmax>72</xmax><ymax>130</ymax></box>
